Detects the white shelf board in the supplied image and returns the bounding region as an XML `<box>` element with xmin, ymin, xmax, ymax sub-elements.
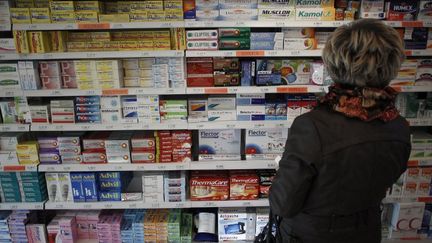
<box><xmin>392</xmin><ymin>86</ymin><xmax>432</xmax><ymax>92</ymax></box>
<box><xmin>190</xmin><ymin>199</ymin><xmax>269</xmax><ymax>208</ymax></box>
<box><xmin>188</xmin><ymin>120</ymin><xmax>292</xmax><ymax>130</ymax></box>
<box><xmin>407</xmin><ymin>118</ymin><xmax>432</xmax><ymax>126</ymax></box>
<box><xmin>0</xmin><ymin>164</ymin><xmax>38</xmax><ymax>172</ymax></box>
<box><xmin>30</xmin><ymin>122</ymin><xmax>187</xmax><ymax>131</ymax></box>
<box><xmin>0</xmin><ymin>202</ymin><xmax>44</xmax><ymax>210</ymax></box>
<box><xmin>185</xmin><ymin>20</ymin><xmax>351</xmax><ymax>28</ymax></box>
<box><xmin>0</xmin><ymin>124</ymin><xmax>30</xmax><ymax>132</ymax></box>
<box><xmin>190</xmin><ymin>160</ymin><xmax>278</xmax><ymax>170</ymax></box>
<box><xmin>23</xmin><ymin>87</ymin><xmax>186</xmax><ymax>97</ymax></box>
<box><xmin>187</xmin><ymin>85</ymin><xmax>326</xmax><ymax>94</ymax></box>
<box><xmin>45</xmin><ymin>201</ymin><xmax>189</xmax><ymax>210</ymax></box>
<box><xmin>39</xmin><ymin>162</ymin><xmax>188</xmax><ymax>172</ymax></box>
<box><xmin>186</xmin><ymin>50</ymin><xmax>322</xmax><ymax>57</ymax></box>
<box><xmin>14</xmin><ymin>22</ymin><xmax>184</xmax><ymax>31</ymax></box>
<box><xmin>405</xmin><ymin>50</ymin><xmax>432</xmax><ymax>56</ymax></box>
<box><xmin>0</xmin><ymin>50</ymin><xmax>183</xmax><ymax>60</ymax></box>
<box><xmin>0</xmin><ymin>24</ymin><xmax>10</xmax><ymax>31</ymax></box>
<box><xmin>0</xmin><ymin>89</ymin><xmax>24</xmax><ymax>97</ymax></box>
<box><xmin>24</xmin><ymin>89</ymin><xmax>101</xmax><ymax>97</ymax></box>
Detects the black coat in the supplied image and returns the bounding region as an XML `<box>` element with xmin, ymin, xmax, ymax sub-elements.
<box><xmin>269</xmin><ymin>105</ymin><xmax>411</xmax><ymax>243</ymax></box>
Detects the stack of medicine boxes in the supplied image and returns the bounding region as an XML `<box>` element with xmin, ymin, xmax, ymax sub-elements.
<box><xmin>75</xmin><ymin>96</ymin><xmax>101</xmax><ymax>124</ymax></box>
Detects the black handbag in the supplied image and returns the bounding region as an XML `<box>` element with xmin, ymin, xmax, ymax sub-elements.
<box><xmin>254</xmin><ymin>209</ymin><xmax>281</xmax><ymax>243</ymax></box>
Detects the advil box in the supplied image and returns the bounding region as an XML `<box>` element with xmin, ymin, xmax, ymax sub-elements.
<box><xmin>385</xmin><ymin>0</ymin><xmax>419</xmax><ymax>21</ymax></box>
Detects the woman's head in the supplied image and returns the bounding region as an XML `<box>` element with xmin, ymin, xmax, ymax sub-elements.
<box><xmin>322</xmin><ymin>19</ymin><xmax>405</xmax><ymax>88</ymax></box>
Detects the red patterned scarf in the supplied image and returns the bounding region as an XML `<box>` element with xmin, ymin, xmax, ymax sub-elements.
<box><xmin>321</xmin><ymin>84</ymin><xmax>400</xmax><ymax>122</ymax></box>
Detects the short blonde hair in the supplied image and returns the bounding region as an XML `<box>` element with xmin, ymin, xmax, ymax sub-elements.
<box><xmin>322</xmin><ymin>19</ymin><xmax>405</xmax><ymax>88</ymax></box>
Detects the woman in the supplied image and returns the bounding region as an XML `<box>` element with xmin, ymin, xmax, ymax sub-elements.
<box><xmin>269</xmin><ymin>19</ymin><xmax>411</xmax><ymax>243</ymax></box>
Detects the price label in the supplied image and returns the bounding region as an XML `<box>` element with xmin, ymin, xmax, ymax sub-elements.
<box><xmin>266</xmin><ymin>50</ymin><xmax>278</xmax><ymax>56</ymax></box>
<box><xmin>386</xmin><ymin>21</ymin><xmax>398</xmax><ymax>27</ymax></box>
<box><xmin>114</xmin><ymin>166</ymin><xmax>123</xmax><ymax>170</ymax></box>
<box><xmin>151</xmin><ymin>203</ymin><xmax>160</xmax><ymax>208</ymax></box>
<box><xmin>260</xmin><ymin>87</ymin><xmax>270</xmax><ymax>92</ymax></box>
<box><xmin>0</xmin><ymin>54</ymin><xmax>5</xmax><ymax>59</ymax></box>
<box><xmin>111</xmin><ymin>23</ymin><xmax>125</xmax><ymax>29</ymax></box>
<box><xmin>4</xmin><ymin>91</ymin><xmax>14</xmax><ymax>96</ymax></box>
<box><xmin>167</xmin><ymin>124</ymin><xmax>176</xmax><ymax>129</ymax></box>
<box><xmin>10</xmin><ymin>205</ymin><xmax>18</xmax><ymax>210</ymax></box>
<box><xmin>332</xmin><ymin>21</ymin><xmax>342</xmax><ymax>27</ymax></box>
<box><xmin>81</xmin><ymin>125</ymin><xmax>91</xmax><ymax>130</ymax></box>
<box><xmin>166</xmin><ymin>88</ymin><xmax>176</xmax><ymax>93</ymax></box>
<box><xmin>290</xmin><ymin>50</ymin><xmax>301</xmax><ymax>56</ymax></box>
<box><xmin>175</xmin><ymin>164</ymin><xmax>185</xmax><ymax>170</ymax></box>
<box><xmin>43</xmin><ymin>53</ymin><xmax>53</xmax><ymax>59</ymax></box>
<box><xmin>204</xmin><ymin>21</ymin><xmax>214</xmax><ymax>27</ymax></box>
<box><xmin>63</xmin><ymin>166</ymin><xmax>71</xmax><ymax>171</ymax></box>
<box><xmin>54</xmin><ymin>125</ymin><xmax>63</xmax><ymax>130</ymax></box>
<box><xmin>215</xmin><ymin>164</ymin><xmax>224</xmax><ymax>169</ymax></box>
<box><xmin>64</xmin><ymin>24</ymin><xmax>75</xmax><ymax>29</ymax></box>
<box><xmin>55</xmin><ymin>204</ymin><xmax>64</xmax><ymax>209</ymax></box>
<box><xmin>142</xmin><ymin>124</ymin><xmax>150</xmax><ymax>129</ymax></box>
<box><xmin>140</xmin><ymin>52</ymin><xmax>151</xmax><ymax>57</ymax></box>
<box><xmin>1</xmin><ymin>126</ymin><xmax>11</xmax><ymax>132</ymax></box>
<box><xmin>105</xmin><ymin>125</ymin><xmax>114</xmax><ymax>130</ymax></box>
<box><xmin>195</xmin><ymin>124</ymin><xmax>204</xmax><ymax>129</ymax></box>
<box><xmin>38</xmin><ymin>125</ymin><xmax>48</xmax><ymax>130</ymax></box>
<box><xmin>267</xmin><ymin>163</ymin><xmax>277</xmax><ymax>169</ymax></box>
<box><xmin>175</xmin><ymin>202</ymin><xmax>185</xmax><ymax>208</ymax></box>
<box><xmin>253</xmin><ymin>123</ymin><xmax>265</xmax><ymax>128</ymax></box>
<box><xmin>51</xmin><ymin>90</ymin><xmax>61</xmax><ymax>95</ymax></box>
<box><xmin>35</xmin><ymin>204</ymin><xmax>43</xmax><ymax>209</ymax></box>
<box><xmin>128</xmin><ymin>203</ymin><xmax>137</xmax><ymax>208</ymax></box>
<box><xmin>160</xmin><ymin>22</ymin><xmax>172</xmax><ymax>28</ymax></box>
<box><xmin>124</xmin><ymin>124</ymin><xmax>133</xmax><ymax>129</ymax></box>
<box><xmin>226</xmin><ymin>124</ymin><xmax>235</xmax><ymax>129</ymax></box>
<box><xmin>313</xmin><ymin>21</ymin><xmax>323</xmax><ymax>27</ymax></box>
<box><xmin>86</xmin><ymin>53</ymin><xmax>96</xmax><ymax>58</ymax></box>
<box><xmin>235</xmin><ymin>21</ymin><xmax>246</xmax><ymax>26</ymax></box>
<box><xmin>87</xmin><ymin>166</ymin><xmax>96</xmax><ymax>170</ymax></box>
<box><xmin>85</xmin><ymin>90</ymin><xmax>97</xmax><ymax>95</ymax></box>
<box><xmin>157</xmin><ymin>165</ymin><xmax>166</xmax><ymax>170</ymax></box>
<box><xmin>46</xmin><ymin>166</ymin><xmax>55</xmax><ymax>171</ymax></box>
<box><xmin>242</xmin><ymin>201</ymin><xmax>252</xmax><ymax>206</ymax></box>
<box><xmin>204</xmin><ymin>202</ymin><xmax>216</xmax><ymax>207</ymax></box>
<box><xmin>275</xmin><ymin>21</ymin><xmax>286</xmax><ymax>27</ymax></box>
<box><xmin>137</xmin><ymin>165</ymin><xmax>146</xmax><ymax>170</ymax></box>
<box><xmin>419</xmin><ymin>160</ymin><xmax>432</xmax><ymax>166</ymax></box>
<box><xmin>229</xmin><ymin>87</ymin><xmax>238</xmax><ymax>93</ymax></box>
<box><xmin>83</xmin><ymin>204</ymin><xmax>92</xmax><ymax>209</ymax></box>
<box><xmin>104</xmin><ymin>203</ymin><xmax>113</xmax><ymax>208</ymax></box>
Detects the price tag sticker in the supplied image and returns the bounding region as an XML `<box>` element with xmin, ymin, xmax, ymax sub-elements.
<box><xmin>64</xmin><ymin>24</ymin><xmax>75</xmax><ymax>29</ymax></box>
<box><xmin>85</xmin><ymin>90</ymin><xmax>97</xmax><ymax>95</ymax></box>
<box><xmin>4</xmin><ymin>91</ymin><xmax>14</xmax><ymax>96</ymax></box>
<box><xmin>151</xmin><ymin>203</ymin><xmax>160</xmax><ymax>208</ymax></box>
<box><xmin>35</xmin><ymin>204</ymin><xmax>43</xmax><ymax>209</ymax></box>
<box><xmin>86</xmin><ymin>53</ymin><xmax>97</xmax><ymax>58</ymax></box>
<box><xmin>81</xmin><ymin>125</ymin><xmax>91</xmax><ymax>130</ymax></box>
<box><xmin>128</xmin><ymin>203</ymin><xmax>137</xmax><ymax>208</ymax></box>
<box><xmin>83</xmin><ymin>204</ymin><xmax>92</xmax><ymax>209</ymax></box>
<box><xmin>111</xmin><ymin>23</ymin><xmax>125</xmax><ymax>29</ymax></box>
<box><xmin>55</xmin><ymin>125</ymin><xmax>63</xmax><ymax>130</ymax></box>
<box><xmin>267</xmin><ymin>163</ymin><xmax>277</xmax><ymax>169</ymax></box>
<box><xmin>157</xmin><ymin>165</ymin><xmax>167</xmax><ymax>170</ymax></box>
<box><xmin>51</xmin><ymin>90</ymin><xmax>62</xmax><ymax>95</ymax></box>
<box><xmin>37</xmin><ymin>125</ymin><xmax>48</xmax><ymax>130</ymax></box>
<box><xmin>87</xmin><ymin>166</ymin><xmax>97</xmax><ymax>170</ymax></box>
<box><xmin>253</xmin><ymin>123</ymin><xmax>265</xmax><ymax>128</ymax></box>
<box><xmin>313</xmin><ymin>21</ymin><xmax>323</xmax><ymax>27</ymax></box>
<box><xmin>204</xmin><ymin>202</ymin><xmax>216</xmax><ymax>207</ymax></box>
<box><xmin>46</xmin><ymin>166</ymin><xmax>56</xmax><ymax>171</ymax></box>
<box><xmin>1</xmin><ymin>126</ymin><xmax>11</xmax><ymax>132</ymax></box>
<box><xmin>235</xmin><ymin>21</ymin><xmax>246</xmax><ymax>26</ymax></box>
<box><xmin>290</xmin><ymin>50</ymin><xmax>301</xmax><ymax>56</ymax></box>
<box><xmin>10</xmin><ymin>205</ymin><xmax>18</xmax><ymax>210</ymax></box>
<box><xmin>55</xmin><ymin>204</ymin><xmax>64</xmax><ymax>209</ymax></box>
<box><xmin>226</xmin><ymin>124</ymin><xmax>236</xmax><ymax>129</ymax></box>
<box><xmin>215</xmin><ymin>164</ymin><xmax>224</xmax><ymax>169</ymax></box>
<box><xmin>175</xmin><ymin>164</ymin><xmax>185</xmax><ymax>170</ymax></box>
<box><xmin>104</xmin><ymin>203</ymin><xmax>113</xmax><ymax>208</ymax></box>
<box><xmin>43</xmin><ymin>53</ymin><xmax>53</xmax><ymax>59</ymax></box>
<box><xmin>242</xmin><ymin>201</ymin><xmax>252</xmax><ymax>206</ymax></box>
<box><xmin>63</xmin><ymin>166</ymin><xmax>71</xmax><ymax>171</ymax></box>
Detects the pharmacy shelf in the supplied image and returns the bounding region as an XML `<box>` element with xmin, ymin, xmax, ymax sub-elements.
<box><xmin>190</xmin><ymin>199</ymin><xmax>269</xmax><ymax>208</ymax></box>
<box><xmin>39</xmin><ymin>162</ymin><xmax>188</xmax><ymax>172</ymax></box>
<box><xmin>188</xmin><ymin>120</ymin><xmax>292</xmax><ymax>130</ymax></box>
<box><xmin>190</xmin><ymin>160</ymin><xmax>278</xmax><ymax>170</ymax></box>
<box><xmin>186</xmin><ymin>50</ymin><xmax>322</xmax><ymax>57</ymax></box>
<box><xmin>13</xmin><ymin>21</ymin><xmax>184</xmax><ymax>31</ymax></box>
<box><xmin>23</xmin><ymin>87</ymin><xmax>186</xmax><ymax>97</ymax></box>
<box><xmin>0</xmin><ymin>89</ymin><xmax>24</xmax><ymax>97</ymax></box>
<box><xmin>30</xmin><ymin>122</ymin><xmax>187</xmax><ymax>131</ymax></box>
<box><xmin>405</xmin><ymin>50</ymin><xmax>432</xmax><ymax>56</ymax></box>
<box><xmin>187</xmin><ymin>85</ymin><xmax>326</xmax><ymax>94</ymax></box>
<box><xmin>44</xmin><ymin>201</ymin><xmax>189</xmax><ymax>210</ymax></box>
<box><xmin>0</xmin><ymin>202</ymin><xmax>44</xmax><ymax>210</ymax></box>
<box><xmin>407</xmin><ymin>118</ymin><xmax>432</xmax><ymax>126</ymax></box>
<box><xmin>0</xmin><ymin>164</ymin><xmax>38</xmax><ymax>172</ymax></box>
<box><xmin>0</xmin><ymin>50</ymin><xmax>184</xmax><ymax>60</ymax></box>
<box><xmin>384</xmin><ymin>196</ymin><xmax>432</xmax><ymax>204</ymax></box>
<box><xmin>0</xmin><ymin>124</ymin><xmax>30</xmax><ymax>132</ymax></box>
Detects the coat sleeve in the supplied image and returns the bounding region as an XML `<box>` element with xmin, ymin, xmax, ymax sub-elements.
<box><xmin>269</xmin><ymin>115</ymin><xmax>321</xmax><ymax>218</ymax></box>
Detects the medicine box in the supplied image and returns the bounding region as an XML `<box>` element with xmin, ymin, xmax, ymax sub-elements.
<box><xmin>198</xmin><ymin>129</ymin><xmax>241</xmax><ymax>155</ymax></box>
<box><xmin>258</xmin><ymin>8</ymin><xmax>295</xmax><ymax>20</ymax></box>
<box><xmin>218</xmin><ymin>208</ymin><xmax>256</xmax><ymax>241</ymax></box>
<box><xmin>245</xmin><ymin>128</ymin><xmax>288</xmax><ymax>155</ymax></box>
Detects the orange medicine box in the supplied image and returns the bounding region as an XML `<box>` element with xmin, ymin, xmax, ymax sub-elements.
<box><xmin>13</xmin><ymin>30</ymin><xmax>30</xmax><ymax>54</ymax></box>
<box><xmin>28</xmin><ymin>31</ymin><xmax>51</xmax><ymax>53</ymax></box>
<box><xmin>229</xmin><ymin>172</ymin><xmax>259</xmax><ymax>200</ymax></box>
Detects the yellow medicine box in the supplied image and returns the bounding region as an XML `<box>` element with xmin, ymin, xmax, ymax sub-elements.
<box><xmin>137</xmin><ymin>41</ymin><xmax>154</xmax><ymax>50</ymax></box>
<box><xmin>30</xmin><ymin>8</ymin><xmax>51</xmax><ymax>23</ymax></box>
<box><xmin>16</xmin><ymin>141</ymin><xmax>39</xmax><ymax>154</ymax></box>
<box><xmin>86</xmin><ymin>41</ymin><xmax>105</xmax><ymax>50</ymax></box>
<box><xmin>10</xmin><ymin>8</ymin><xmax>31</xmax><ymax>24</ymax></box>
<box><xmin>170</xmin><ymin>28</ymin><xmax>186</xmax><ymax>50</ymax></box>
<box><xmin>104</xmin><ymin>2</ymin><xmax>118</xmax><ymax>13</ymax></box>
<box><xmin>13</xmin><ymin>30</ymin><xmax>30</xmax><ymax>54</ymax></box>
<box><xmin>75</xmin><ymin>11</ymin><xmax>99</xmax><ymax>23</ymax></box>
<box><xmin>164</xmin><ymin>0</ymin><xmax>183</xmax><ymax>9</ymax></box>
<box><xmin>119</xmin><ymin>41</ymin><xmax>139</xmax><ymax>50</ymax></box>
<box><xmin>117</xmin><ymin>1</ymin><xmax>132</xmax><ymax>12</ymax></box>
<box><xmin>129</xmin><ymin>11</ymin><xmax>148</xmax><ymax>22</ymax></box>
<box><xmin>74</xmin><ymin>60</ymin><xmax>96</xmax><ymax>71</ymax></box>
<box><xmin>75</xmin><ymin>1</ymin><xmax>102</xmax><ymax>12</ymax></box>
<box><xmin>51</xmin><ymin>11</ymin><xmax>75</xmax><ymax>23</ymax></box>
<box><xmin>102</xmin><ymin>41</ymin><xmax>119</xmax><ymax>51</ymax></box>
<box><xmin>16</xmin><ymin>2</ymin><xmax>34</xmax><ymax>8</ymax></box>
<box><xmin>49</xmin><ymin>1</ymin><xmax>75</xmax><ymax>11</ymax></box>
<box><xmin>153</xmin><ymin>30</ymin><xmax>170</xmax><ymax>40</ymax></box>
<box><xmin>153</xmin><ymin>39</ymin><xmax>171</xmax><ymax>50</ymax></box>
<box><xmin>147</xmin><ymin>9</ymin><xmax>165</xmax><ymax>21</ymax></box>
<box><xmin>49</xmin><ymin>31</ymin><xmax>68</xmax><ymax>52</ymax></box>
<box><xmin>91</xmin><ymin>32</ymin><xmax>111</xmax><ymax>41</ymax></box>
<box><xmin>34</xmin><ymin>1</ymin><xmax>50</xmax><ymax>8</ymax></box>
<box><xmin>68</xmin><ymin>32</ymin><xmax>92</xmax><ymax>42</ymax></box>
<box><xmin>66</xmin><ymin>42</ymin><xmax>87</xmax><ymax>52</ymax></box>
<box><xmin>164</xmin><ymin>9</ymin><xmax>183</xmax><ymax>21</ymax></box>
<box><xmin>28</xmin><ymin>31</ymin><xmax>51</xmax><ymax>53</ymax></box>
<box><xmin>144</xmin><ymin>1</ymin><xmax>163</xmax><ymax>9</ymax></box>
<box><xmin>99</xmin><ymin>14</ymin><xmax>130</xmax><ymax>23</ymax></box>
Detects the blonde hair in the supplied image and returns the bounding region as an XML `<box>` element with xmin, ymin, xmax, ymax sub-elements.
<box><xmin>322</xmin><ymin>19</ymin><xmax>405</xmax><ymax>88</ymax></box>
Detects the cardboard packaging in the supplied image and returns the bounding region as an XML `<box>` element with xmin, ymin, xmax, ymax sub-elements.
<box><xmin>258</xmin><ymin>8</ymin><xmax>296</xmax><ymax>20</ymax></box>
<box><xmin>190</xmin><ymin>172</ymin><xmax>229</xmax><ymax>201</ymax></box>
<box><xmin>218</xmin><ymin>208</ymin><xmax>256</xmax><ymax>241</ymax></box>
<box><xmin>295</xmin><ymin>7</ymin><xmax>336</xmax><ymax>20</ymax></box>
<box><xmin>385</xmin><ymin>0</ymin><xmax>418</xmax><ymax>21</ymax></box>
